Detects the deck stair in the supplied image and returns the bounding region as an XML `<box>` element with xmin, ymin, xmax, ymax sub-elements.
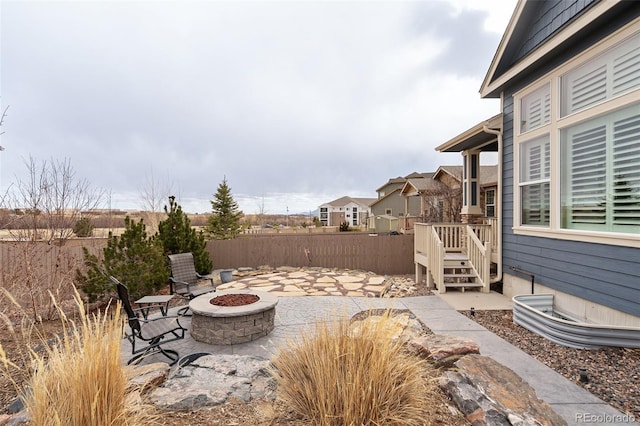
<box><xmin>414</xmin><ymin>223</ymin><xmax>492</xmax><ymax>294</ymax></box>
<box><xmin>443</xmin><ymin>252</ymin><xmax>483</xmax><ymax>292</ymax></box>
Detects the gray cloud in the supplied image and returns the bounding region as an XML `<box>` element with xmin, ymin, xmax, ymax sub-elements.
<box><xmin>0</xmin><ymin>0</ymin><xmax>514</xmax><ymax>213</ymax></box>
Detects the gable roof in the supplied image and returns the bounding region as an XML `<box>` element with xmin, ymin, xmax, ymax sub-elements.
<box><xmin>375</xmin><ymin>172</ymin><xmax>433</xmax><ymax>192</ymax></box>
<box><xmin>399</xmin><ymin>177</ymin><xmax>448</xmax><ymax>196</ymax></box>
<box><xmin>323</xmin><ymin>196</ymin><xmax>376</xmax><ymax>208</ymax></box>
<box><xmin>370</xmin><ymin>187</ymin><xmax>402</xmax><ymax>207</ymax></box>
<box><xmin>480</xmin><ymin>0</ymin><xmax>629</xmax><ymax>98</ymax></box>
<box><xmin>434</xmin><ymin>165</ymin><xmax>498</xmax><ymax>186</ymax></box>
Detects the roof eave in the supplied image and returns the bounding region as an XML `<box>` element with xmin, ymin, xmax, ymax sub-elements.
<box><xmin>435</xmin><ymin>114</ymin><xmax>502</xmax><ymax>153</ymax></box>
<box><xmin>480</xmin><ymin>0</ymin><xmax>623</xmax><ymax>98</ymax></box>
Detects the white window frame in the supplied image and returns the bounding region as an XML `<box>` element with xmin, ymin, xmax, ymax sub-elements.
<box><xmin>485</xmin><ymin>188</ymin><xmax>496</xmax><ymax>218</ymax></box>
<box><xmin>513</xmin><ymin>22</ymin><xmax>640</xmax><ymax>248</ymax></box>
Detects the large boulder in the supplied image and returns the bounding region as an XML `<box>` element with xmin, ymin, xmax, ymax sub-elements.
<box><xmin>409</xmin><ymin>334</ymin><xmax>480</xmax><ymax>368</ymax></box>
<box><xmin>349</xmin><ymin>312</ymin><xmax>427</xmax><ymax>344</ymax></box>
<box><xmin>126</xmin><ymin>362</ymin><xmax>171</xmax><ymax>394</ymax></box>
<box><xmin>147</xmin><ymin>354</ymin><xmax>275</xmax><ymax>411</ymax></box>
<box><xmin>440</xmin><ymin>354</ymin><xmax>567</xmax><ymax>426</ymax></box>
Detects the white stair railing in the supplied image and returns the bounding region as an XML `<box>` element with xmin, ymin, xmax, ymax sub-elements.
<box><xmin>465</xmin><ymin>225</ymin><xmax>491</xmax><ymax>293</ymax></box>
<box><xmin>429</xmin><ymin>226</ymin><xmax>445</xmax><ymax>293</ymax></box>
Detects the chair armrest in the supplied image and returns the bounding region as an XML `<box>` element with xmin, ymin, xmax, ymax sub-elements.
<box><xmin>169</xmin><ymin>277</ymin><xmax>192</xmax><ymax>295</ymax></box>
<box><xmin>131</xmin><ymin>304</ymin><xmax>167</xmax><ymax>319</ymax></box>
<box><xmin>196</xmin><ymin>273</ymin><xmax>214</xmax><ymax>285</ymax></box>
<box><xmin>138</xmin><ymin>315</ymin><xmax>186</xmax><ymax>335</ymax></box>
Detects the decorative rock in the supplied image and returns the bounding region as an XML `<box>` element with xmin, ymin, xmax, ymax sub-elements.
<box><xmin>335</xmin><ymin>275</ymin><xmax>364</xmax><ymax>283</ymax></box>
<box><xmin>6</xmin><ymin>411</ymin><xmax>29</xmax><ymax>426</ymax></box>
<box><xmin>382</xmin><ymin>276</ymin><xmax>421</xmax><ymax>298</ymax></box>
<box><xmin>349</xmin><ymin>313</ymin><xmax>426</xmax><ymax>344</ymax></box>
<box><xmin>6</xmin><ymin>397</ymin><xmax>24</xmax><ymax>414</ymax></box>
<box><xmin>126</xmin><ymin>362</ymin><xmax>171</xmax><ymax>394</ymax></box>
<box><xmin>342</xmin><ymin>282</ymin><xmax>364</xmax><ymax>291</ymax></box>
<box><xmin>148</xmin><ymin>354</ymin><xmax>275</xmax><ymax>411</ymax></box>
<box><xmin>440</xmin><ymin>354</ymin><xmax>567</xmax><ymax>426</ymax></box>
<box><xmin>410</xmin><ymin>334</ymin><xmax>480</xmax><ymax>368</ymax></box>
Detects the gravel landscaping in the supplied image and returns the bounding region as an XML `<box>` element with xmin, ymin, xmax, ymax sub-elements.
<box><xmin>461</xmin><ymin>309</ymin><xmax>640</xmax><ymax>422</ymax></box>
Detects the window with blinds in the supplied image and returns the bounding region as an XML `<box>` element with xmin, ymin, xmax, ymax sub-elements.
<box><xmin>521</xmin><ymin>84</ymin><xmax>551</xmax><ymax>133</ymax></box>
<box><xmin>561</xmin><ymin>33</ymin><xmax>640</xmax><ymax>117</ymax></box>
<box><xmin>520</xmin><ymin>136</ymin><xmax>550</xmax><ymax>226</ymax></box>
<box><xmin>514</xmin><ymin>26</ymin><xmax>640</xmax><ymax>241</ymax></box>
<box><xmin>561</xmin><ymin>104</ymin><xmax>640</xmax><ymax>233</ymax></box>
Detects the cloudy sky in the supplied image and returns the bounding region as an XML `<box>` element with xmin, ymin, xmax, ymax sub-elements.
<box><xmin>0</xmin><ymin>0</ymin><xmax>516</xmax><ymax>215</ymax></box>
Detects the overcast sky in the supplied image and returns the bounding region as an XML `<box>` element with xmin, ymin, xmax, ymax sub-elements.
<box><xmin>0</xmin><ymin>0</ymin><xmax>516</xmax><ymax>215</ymax></box>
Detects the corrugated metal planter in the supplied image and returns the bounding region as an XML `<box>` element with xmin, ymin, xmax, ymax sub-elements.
<box><xmin>512</xmin><ymin>294</ymin><xmax>640</xmax><ymax>349</ymax></box>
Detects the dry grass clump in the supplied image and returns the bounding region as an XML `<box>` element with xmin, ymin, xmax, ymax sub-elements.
<box><xmin>0</xmin><ymin>289</ymin><xmax>156</xmax><ymax>425</ymax></box>
<box><xmin>271</xmin><ymin>311</ymin><xmax>435</xmax><ymax>426</ymax></box>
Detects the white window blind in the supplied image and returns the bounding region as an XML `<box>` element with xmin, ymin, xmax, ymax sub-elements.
<box><xmin>520</xmin><ymin>136</ymin><xmax>550</xmax><ymax>226</ymax></box>
<box><xmin>564</xmin><ymin>125</ymin><xmax>607</xmax><ymax>225</ymax></box>
<box><xmin>612</xmin><ymin>113</ymin><xmax>640</xmax><ymax>227</ymax></box>
<box><xmin>562</xmin><ymin>33</ymin><xmax>640</xmax><ymax>116</ymax></box>
<box><xmin>561</xmin><ymin>105</ymin><xmax>640</xmax><ymax>233</ymax></box>
<box><xmin>521</xmin><ymin>84</ymin><xmax>551</xmax><ymax>133</ymax></box>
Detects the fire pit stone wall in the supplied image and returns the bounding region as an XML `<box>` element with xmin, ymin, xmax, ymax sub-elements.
<box><xmin>189</xmin><ymin>290</ymin><xmax>278</xmax><ymax>345</ymax></box>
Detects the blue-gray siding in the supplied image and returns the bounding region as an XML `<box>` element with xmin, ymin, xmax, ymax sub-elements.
<box><xmin>500</xmin><ymin>2</ymin><xmax>640</xmax><ymax>317</ymax></box>
<box><xmin>514</xmin><ymin>0</ymin><xmax>597</xmax><ymax>62</ymax></box>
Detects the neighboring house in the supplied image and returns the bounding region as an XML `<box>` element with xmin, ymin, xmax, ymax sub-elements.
<box><xmin>400</xmin><ymin>165</ymin><xmax>498</xmax><ymax>229</ymax></box>
<box><xmin>435</xmin><ymin>0</ymin><xmax>639</xmax><ymax>325</ymax></box>
<box><xmin>369</xmin><ymin>214</ymin><xmax>398</xmax><ymax>233</ymax></box>
<box><xmin>369</xmin><ymin>172</ymin><xmax>430</xmax><ymax>232</ymax></box>
<box><xmin>318</xmin><ymin>196</ymin><xmax>376</xmax><ymax>227</ymax></box>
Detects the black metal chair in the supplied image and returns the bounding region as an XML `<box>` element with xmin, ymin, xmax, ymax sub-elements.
<box><xmin>111</xmin><ymin>276</ymin><xmax>186</xmax><ymax>365</ymax></box>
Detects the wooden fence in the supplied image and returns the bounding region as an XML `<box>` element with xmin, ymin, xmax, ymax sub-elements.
<box><xmin>0</xmin><ymin>233</ymin><xmax>415</xmax><ymax>290</ymax></box>
<box><xmin>207</xmin><ymin>233</ymin><xmax>414</xmax><ymax>275</ymax></box>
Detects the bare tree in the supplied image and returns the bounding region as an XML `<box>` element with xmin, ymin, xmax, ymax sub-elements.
<box><xmin>10</xmin><ymin>156</ymin><xmax>105</xmax><ymax>242</ymax></box>
<box><xmin>1</xmin><ymin>156</ymin><xmax>104</xmax><ymax>321</ymax></box>
<box><xmin>421</xmin><ymin>185</ymin><xmax>462</xmax><ymax>223</ymax></box>
<box><xmin>0</xmin><ymin>105</ymin><xmax>9</xmax><ymax>209</ymax></box>
<box><xmin>139</xmin><ymin>167</ymin><xmax>174</xmax><ymax>235</ymax></box>
<box><xmin>256</xmin><ymin>195</ymin><xmax>268</xmax><ymax>228</ymax></box>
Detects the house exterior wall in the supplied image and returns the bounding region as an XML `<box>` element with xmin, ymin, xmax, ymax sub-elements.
<box><xmin>500</xmin><ymin>7</ymin><xmax>640</xmax><ymax>318</ymax></box>
<box><xmin>371</xmin><ymin>191</ymin><xmax>420</xmax><ymax>218</ymax></box>
<box><xmin>319</xmin><ymin>201</ymin><xmax>371</xmax><ymax>227</ymax></box>
<box><xmin>377</xmin><ymin>182</ymin><xmax>404</xmax><ymax>198</ymax></box>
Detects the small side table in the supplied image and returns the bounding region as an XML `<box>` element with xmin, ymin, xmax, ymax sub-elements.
<box><xmin>134</xmin><ymin>295</ymin><xmax>174</xmax><ymax>319</ymax></box>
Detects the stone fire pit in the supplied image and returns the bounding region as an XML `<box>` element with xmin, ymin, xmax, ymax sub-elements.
<box><xmin>189</xmin><ymin>289</ymin><xmax>278</xmax><ymax>345</ymax></box>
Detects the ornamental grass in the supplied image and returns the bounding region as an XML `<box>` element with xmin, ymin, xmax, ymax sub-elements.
<box><xmin>0</xmin><ymin>289</ymin><xmax>156</xmax><ymax>426</ymax></box>
<box><xmin>271</xmin><ymin>310</ymin><xmax>436</xmax><ymax>426</ymax></box>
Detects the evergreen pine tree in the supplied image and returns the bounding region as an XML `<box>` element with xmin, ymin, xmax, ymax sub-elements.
<box><xmin>76</xmin><ymin>216</ymin><xmax>168</xmax><ymax>301</ymax></box>
<box><xmin>207</xmin><ymin>177</ymin><xmax>243</xmax><ymax>239</ymax></box>
<box><xmin>156</xmin><ymin>195</ymin><xmax>212</xmax><ymax>274</ymax></box>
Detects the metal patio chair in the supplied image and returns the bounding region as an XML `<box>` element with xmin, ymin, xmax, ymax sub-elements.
<box><xmin>168</xmin><ymin>252</ymin><xmax>216</xmax><ymax>299</ymax></box>
<box><xmin>111</xmin><ymin>276</ymin><xmax>186</xmax><ymax>365</ymax></box>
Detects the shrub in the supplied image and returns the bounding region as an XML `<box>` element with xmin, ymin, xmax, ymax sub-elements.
<box><xmin>73</xmin><ymin>217</ymin><xmax>94</xmax><ymax>237</ymax></box>
<box><xmin>76</xmin><ymin>216</ymin><xmax>168</xmax><ymax>302</ymax></box>
<box><xmin>271</xmin><ymin>311</ymin><xmax>433</xmax><ymax>425</ymax></box>
<box><xmin>339</xmin><ymin>221</ymin><xmax>350</xmax><ymax>232</ymax></box>
<box><xmin>156</xmin><ymin>196</ymin><xmax>212</xmax><ymax>274</ymax></box>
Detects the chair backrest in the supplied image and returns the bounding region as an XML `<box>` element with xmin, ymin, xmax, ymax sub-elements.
<box><xmin>168</xmin><ymin>253</ymin><xmax>199</xmax><ymax>285</ymax></box>
<box><xmin>110</xmin><ymin>276</ymin><xmax>141</xmax><ymax>332</ymax></box>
